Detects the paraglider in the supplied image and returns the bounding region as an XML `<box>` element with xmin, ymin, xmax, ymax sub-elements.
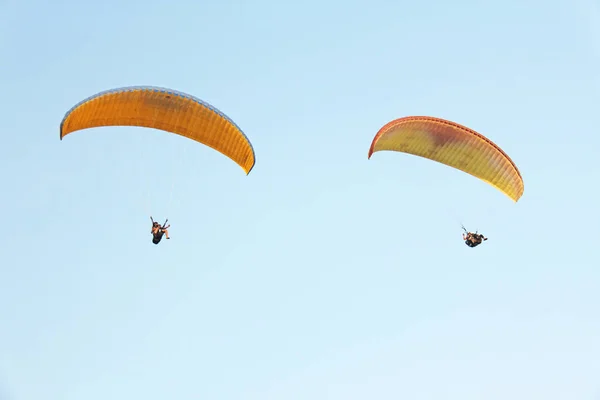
<box><xmin>368</xmin><ymin>116</ymin><xmax>524</xmax><ymax>202</ymax></box>
<box><xmin>60</xmin><ymin>86</ymin><xmax>256</xmax><ymax>244</ymax></box>
<box><xmin>368</xmin><ymin>116</ymin><xmax>524</xmax><ymax>248</ymax></box>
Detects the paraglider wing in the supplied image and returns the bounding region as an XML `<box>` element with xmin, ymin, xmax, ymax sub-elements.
<box><xmin>60</xmin><ymin>86</ymin><xmax>255</xmax><ymax>174</ymax></box>
<box><xmin>368</xmin><ymin>116</ymin><xmax>524</xmax><ymax>202</ymax></box>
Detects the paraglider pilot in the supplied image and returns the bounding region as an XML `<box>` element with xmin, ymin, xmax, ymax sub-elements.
<box><xmin>151</xmin><ymin>217</ymin><xmax>170</xmax><ymax>244</ymax></box>
<box><xmin>463</xmin><ymin>231</ymin><xmax>487</xmax><ymax>248</ymax></box>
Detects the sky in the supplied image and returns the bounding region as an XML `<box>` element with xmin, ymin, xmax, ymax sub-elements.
<box><xmin>1</xmin><ymin>0</ymin><xmax>600</xmax><ymax>398</ymax></box>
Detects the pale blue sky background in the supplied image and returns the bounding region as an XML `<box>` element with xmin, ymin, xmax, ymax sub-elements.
<box><xmin>1</xmin><ymin>0</ymin><xmax>600</xmax><ymax>399</ymax></box>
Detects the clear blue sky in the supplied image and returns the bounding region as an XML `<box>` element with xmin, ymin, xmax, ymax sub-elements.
<box><xmin>1</xmin><ymin>0</ymin><xmax>599</xmax><ymax>398</ymax></box>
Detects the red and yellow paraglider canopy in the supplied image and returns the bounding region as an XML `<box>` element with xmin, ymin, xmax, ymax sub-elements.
<box><xmin>60</xmin><ymin>86</ymin><xmax>256</xmax><ymax>174</ymax></box>
<box><xmin>368</xmin><ymin>116</ymin><xmax>524</xmax><ymax>202</ymax></box>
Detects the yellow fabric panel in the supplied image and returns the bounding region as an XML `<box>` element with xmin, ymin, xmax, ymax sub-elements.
<box><xmin>368</xmin><ymin>116</ymin><xmax>524</xmax><ymax>202</ymax></box>
<box><xmin>60</xmin><ymin>87</ymin><xmax>255</xmax><ymax>174</ymax></box>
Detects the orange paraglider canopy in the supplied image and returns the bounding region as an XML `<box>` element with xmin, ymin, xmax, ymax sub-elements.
<box><xmin>368</xmin><ymin>116</ymin><xmax>524</xmax><ymax>202</ymax></box>
<box><xmin>60</xmin><ymin>86</ymin><xmax>255</xmax><ymax>174</ymax></box>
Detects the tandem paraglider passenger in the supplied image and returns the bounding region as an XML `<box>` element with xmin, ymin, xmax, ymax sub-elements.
<box><xmin>463</xmin><ymin>231</ymin><xmax>487</xmax><ymax>248</ymax></box>
<box><xmin>151</xmin><ymin>217</ymin><xmax>170</xmax><ymax>244</ymax></box>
